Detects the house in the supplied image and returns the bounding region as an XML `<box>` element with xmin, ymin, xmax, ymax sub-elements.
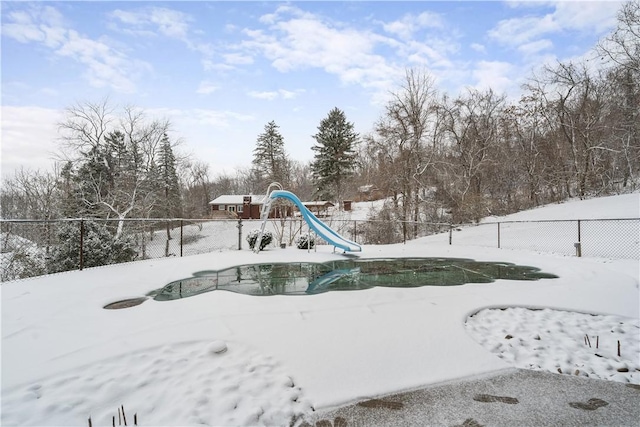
<box><xmin>209</xmin><ymin>195</ymin><xmax>291</xmax><ymax>219</ymax></box>
<box><xmin>356</xmin><ymin>184</ymin><xmax>383</xmax><ymax>201</ymax></box>
<box><xmin>302</xmin><ymin>201</ymin><xmax>335</xmax><ymax>216</ymax></box>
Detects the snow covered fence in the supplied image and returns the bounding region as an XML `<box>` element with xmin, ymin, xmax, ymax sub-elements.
<box><xmin>2</xmin><ymin>217</ymin><xmax>638</xmax><ymax>282</ymax></box>
<box><xmin>0</xmin><ymin>218</ymin><xmax>243</xmax><ymax>282</ymax></box>
<box><xmin>449</xmin><ymin>218</ymin><xmax>640</xmax><ymax>259</ymax></box>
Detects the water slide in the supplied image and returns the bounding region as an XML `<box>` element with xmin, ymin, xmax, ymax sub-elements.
<box><xmin>257</xmin><ymin>189</ymin><xmax>362</xmax><ymax>253</ymax></box>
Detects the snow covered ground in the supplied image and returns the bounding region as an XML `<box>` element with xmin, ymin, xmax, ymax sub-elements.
<box><xmin>1</xmin><ymin>194</ymin><xmax>639</xmax><ymax>426</ymax></box>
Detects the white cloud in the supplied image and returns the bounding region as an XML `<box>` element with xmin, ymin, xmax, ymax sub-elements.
<box><xmin>1</xmin><ymin>106</ymin><xmax>64</xmax><ymax>179</ymax></box>
<box><xmin>2</xmin><ymin>6</ymin><xmax>63</xmax><ymax>45</ymax></box>
<box><xmin>382</xmin><ymin>11</ymin><xmax>445</xmax><ymax>40</ymax></box>
<box><xmin>247</xmin><ymin>89</ymin><xmax>305</xmax><ymax>100</ymax></box>
<box><xmin>472</xmin><ymin>60</ymin><xmax>516</xmax><ymax>95</ymax></box>
<box><xmin>278</xmin><ymin>89</ymin><xmax>304</xmax><ymax>99</ymax></box>
<box><xmin>148</xmin><ymin>7</ymin><xmax>191</xmax><ymax>39</ymax></box>
<box><xmin>191</xmin><ymin>109</ymin><xmax>254</xmax><ymax>127</ymax></box>
<box><xmin>223</xmin><ymin>53</ymin><xmax>253</xmax><ymax>65</ymax></box>
<box><xmin>404</xmin><ymin>39</ymin><xmax>456</xmax><ymax>68</ymax></box>
<box><xmin>148</xmin><ymin>108</ymin><xmax>254</xmax><ymax>129</ymax></box>
<box><xmin>489</xmin><ymin>14</ymin><xmax>558</xmax><ymax>46</ymax></box>
<box><xmin>224</xmin><ymin>5</ymin><xmax>469</xmax><ymax>105</ymax></box>
<box><xmin>109</xmin><ymin>7</ymin><xmax>213</xmax><ymax>57</ymax></box>
<box><xmin>196</xmin><ymin>81</ymin><xmax>219</xmax><ymax>95</ymax></box>
<box><xmin>203</xmin><ymin>60</ymin><xmax>235</xmax><ymax>72</ymax></box>
<box><xmin>3</xmin><ymin>5</ymin><xmax>149</xmax><ymax>93</ymax></box>
<box><xmin>41</xmin><ymin>88</ymin><xmax>59</xmax><ymax>97</ymax></box>
<box><xmin>236</xmin><ymin>5</ymin><xmax>408</xmax><ymax>101</ymax></box>
<box><xmin>470</xmin><ymin>43</ymin><xmax>486</xmax><ymax>54</ymax></box>
<box><xmin>109</xmin><ymin>7</ymin><xmax>190</xmax><ymax>39</ymax></box>
<box><xmin>248</xmin><ymin>91</ymin><xmax>279</xmax><ymax>100</ymax></box>
<box><xmin>488</xmin><ymin>1</ymin><xmax>619</xmax><ymax>48</ymax></box>
<box><xmin>56</xmin><ymin>30</ymin><xmax>147</xmax><ymax>93</ymax></box>
<box><xmin>548</xmin><ymin>1</ymin><xmax>620</xmax><ymax>33</ymax></box>
<box><xmin>518</xmin><ymin>39</ymin><xmax>553</xmax><ymax>56</ymax></box>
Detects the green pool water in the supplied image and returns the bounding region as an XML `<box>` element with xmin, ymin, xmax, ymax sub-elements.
<box><xmin>151</xmin><ymin>258</ymin><xmax>558</xmax><ymax>301</ymax></box>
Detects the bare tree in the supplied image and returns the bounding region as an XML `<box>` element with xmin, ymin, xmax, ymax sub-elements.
<box><xmin>603</xmin><ymin>66</ymin><xmax>640</xmax><ymax>189</ymax></box>
<box><xmin>597</xmin><ymin>0</ymin><xmax>640</xmax><ymax>73</ymax></box>
<box><xmin>535</xmin><ymin>62</ymin><xmax>612</xmax><ymax>198</ymax></box>
<box><xmin>437</xmin><ymin>88</ymin><xmax>506</xmax><ymax>222</ymax></box>
<box><xmin>367</xmin><ymin>68</ymin><xmax>439</xmax><ymax>238</ymax></box>
<box><xmin>181</xmin><ymin>160</ymin><xmax>213</xmax><ymax>218</ymax></box>
<box><xmin>58</xmin><ymin>100</ymin><xmax>173</xmax><ymax>238</ymax></box>
<box><xmin>0</xmin><ymin>168</ymin><xmax>61</xmax><ymax>221</ymax></box>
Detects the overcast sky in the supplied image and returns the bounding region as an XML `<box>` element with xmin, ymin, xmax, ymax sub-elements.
<box><xmin>1</xmin><ymin>1</ymin><xmax>622</xmax><ymax>181</ymax></box>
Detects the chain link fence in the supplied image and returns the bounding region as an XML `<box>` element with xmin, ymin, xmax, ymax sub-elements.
<box><xmin>1</xmin><ymin>217</ymin><xmax>638</xmax><ymax>282</ymax></box>
<box><xmin>448</xmin><ymin>219</ymin><xmax>640</xmax><ymax>259</ymax></box>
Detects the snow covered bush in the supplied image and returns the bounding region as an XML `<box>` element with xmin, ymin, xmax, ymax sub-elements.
<box><xmin>47</xmin><ymin>220</ymin><xmax>137</xmax><ymax>273</ymax></box>
<box><xmin>0</xmin><ymin>242</ymin><xmax>47</xmax><ymax>281</ymax></box>
<box><xmin>296</xmin><ymin>234</ymin><xmax>315</xmax><ymax>249</ymax></box>
<box><xmin>246</xmin><ymin>229</ymin><xmax>273</xmax><ymax>251</ymax></box>
<box><xmin>362</xmin><ymin>205</ymin><xmax>403</xmax><ymax>244</ymax></box>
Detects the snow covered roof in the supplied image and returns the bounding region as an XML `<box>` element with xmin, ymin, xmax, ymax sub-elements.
<box><xmin>358</xmin><ymin>184</ymin><xmax>377</xmax><ymax>192</ymax></box>
<box><xmin>209</xmin><ymin>195</ymin><xmax>267</xmax><ymax>205</ymax></box>
<box><xmin>303</xmin><ymin>201</ymin><xmax>334</xmax><ymax>207</ymax></box>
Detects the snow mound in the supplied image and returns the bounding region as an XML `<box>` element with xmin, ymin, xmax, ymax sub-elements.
<box><xmin>466</xmin><ymin>307</ymin><xmax>640</xmax><ymax>384</ymax></box>
<box><xmin>482</xmin><ymin>193</ymin><xmax>640</xmax><ymax>222</ymax></box>
<box><xmin>1</xmin><ymin>341</ymin><xmax>312</xmax><ymax>426</ymax></box>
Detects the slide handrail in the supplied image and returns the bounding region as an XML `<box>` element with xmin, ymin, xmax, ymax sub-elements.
<box><xmin>269</xmin><ymin>190</ymin><xmax>362</xmax><ymax>252</ymax></box>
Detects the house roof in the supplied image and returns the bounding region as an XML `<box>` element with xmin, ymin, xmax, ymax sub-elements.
<box><xmin>358</xmin><ymin>184</ymin><xmax>378</xmax><ymax>192</ymax></box>
<box><xmin>209</xmin><ymin>195</ymin><xmax>267</xmax><ymax>205</ymax></box>
<box><xmin>303</xmin><ymin>201</ymin><xmax>335</xmax><ymax>208</ymax></box>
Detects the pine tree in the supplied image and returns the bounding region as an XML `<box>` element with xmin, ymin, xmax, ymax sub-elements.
<box><xmin>59</xmin><ymin>161</ymin><xmax>80</xmax><ymax>218</ymax></box>
<box><xmin>73</xmin><ymin>145</ymin><xmax>112</xmax><ymax>218</ymax></box>
<box><xmin>157</xmin><ymin>133</ymin><xmax>181</xmax><ymax>250</ymax></box>
<box><xmin>158</xmin><ymin>133</ymin><xmax>181</xmax><ymax>217</ymax></box>
<box><xmin>252</xmin><ymin>121</ymin><xmax>289</xmax><ymax>188</ymax></box>
<box><xmin>47</xmin><ymin>220</ymin><xmax>136</xmax><ymax>274</ymax></box>
<box><xmin>310</xmin><ymin>107</ymin><xmax>358</xmax><ymax>202</ymax></box>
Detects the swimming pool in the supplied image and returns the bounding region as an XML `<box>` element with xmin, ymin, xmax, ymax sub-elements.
<box><xmin>151</xmin><ymin>258</ymin><xmax>558</xmax><ymax>301</ymax></box>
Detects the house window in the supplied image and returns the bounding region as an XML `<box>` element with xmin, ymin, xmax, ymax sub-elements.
<box><xmin>218</xmin><ymin>205</ymin><xmax>225</xmax><ymax>210</ymax></box>
<box><xmin>228</xmin><ymin>205</ymin><xmax>236</xmax><ymax>212</ymax></box>
<box><xmin>237</xmin><ymin>205</ymin><xmax>243</xmax><ymax>213</ymax></box>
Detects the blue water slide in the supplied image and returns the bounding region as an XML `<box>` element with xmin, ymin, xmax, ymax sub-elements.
<box><xmin>269</xmin><ymin>190</ymin><xmax>362</xmax><ymax>252</ymax></box>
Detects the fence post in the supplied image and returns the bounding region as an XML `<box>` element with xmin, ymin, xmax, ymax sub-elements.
<box><xmin>353</xmin><ymin>220</ymin><xmax>357</xmax><ymax>243</ymax></box>
<box><xmin>237</xmin><ymin>218</ymin><xmax>243</xmax><ymax>250</ymax></box>
<box><xmin>180</xmin><ymin>220</ymin><xmax>184</xmax><ymax>257</ymax></box>
<box><xmin>497</xmin><ymin>222</ymin><xmax>501</xmax><ymax>249</ymax></box>
<box><xmin>577</xmin><ymin>219</ymin><xmax>581</xmax><ymax>243</ymax></box>
<box><xmin>79</xmin><ymin>219</ymin><xmax>84</xmax><ymax>271</ymax></box>
<box><xmin>449</xmin><ymin>224</ymin><xmax>453</xmax><ymax>245</ymax></box>
<box><xmin>575</xmin><ymin>219</ymin><xmax>582</xmax><ymax>257</ymax></box>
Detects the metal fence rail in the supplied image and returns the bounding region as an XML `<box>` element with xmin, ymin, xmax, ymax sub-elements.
<box><xmin>1</xmin><ymin>217</ymin><xmax>638</xmax><ymax>282</ymax></box>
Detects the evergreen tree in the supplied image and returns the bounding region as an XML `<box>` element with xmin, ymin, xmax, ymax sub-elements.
<box><xmin>310</xmin><ymin>107</ymin><xmax>358</xmax><ymax>202</ymax></box>
<box><xmin>47</xmin><ymin>220</ymin><xmax>136</xmax><ymax>273</ymax></box>
<box><xmin>156</xmin><ymin>133</ymin><xmax>181</xmax><ymax>251</ymax></box>
<box><xmin>59</xmin><ymin>161</ymin><xmax>80</xmax><ymax>218</ymax></box>
<box><xmin>252</xmin><ymin>121</ymin><xmax>289</xmax><ymax>188</ymax></box>
<box><xmin>72</xmin><ymin>145</ymin><xmax>112</xmax><ymax>218</ymax></box>
<box><xmin>158</xmin><ymin>133</ymin><xmax>181</xmax><ymax>218</ymax></box>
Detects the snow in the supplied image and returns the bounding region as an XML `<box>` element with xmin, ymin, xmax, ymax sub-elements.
<box><xmin>481</xmin><ymin>193</ymin><xmax>640</xmax><ymax>221</ymax></box>
<box><xmin>2</xmin><ymin>194</ymin><xmax>639</xmax><ymax>426</ymax></box>
<box><xmin>466</xmin><ymin>307</ymin><xmax>639</xmax><ymax>383</ymax></box>
<box><xmin>421</xmin><ymin>193</ymin><xmax>640</xmax><ymax>259</ymax></box>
